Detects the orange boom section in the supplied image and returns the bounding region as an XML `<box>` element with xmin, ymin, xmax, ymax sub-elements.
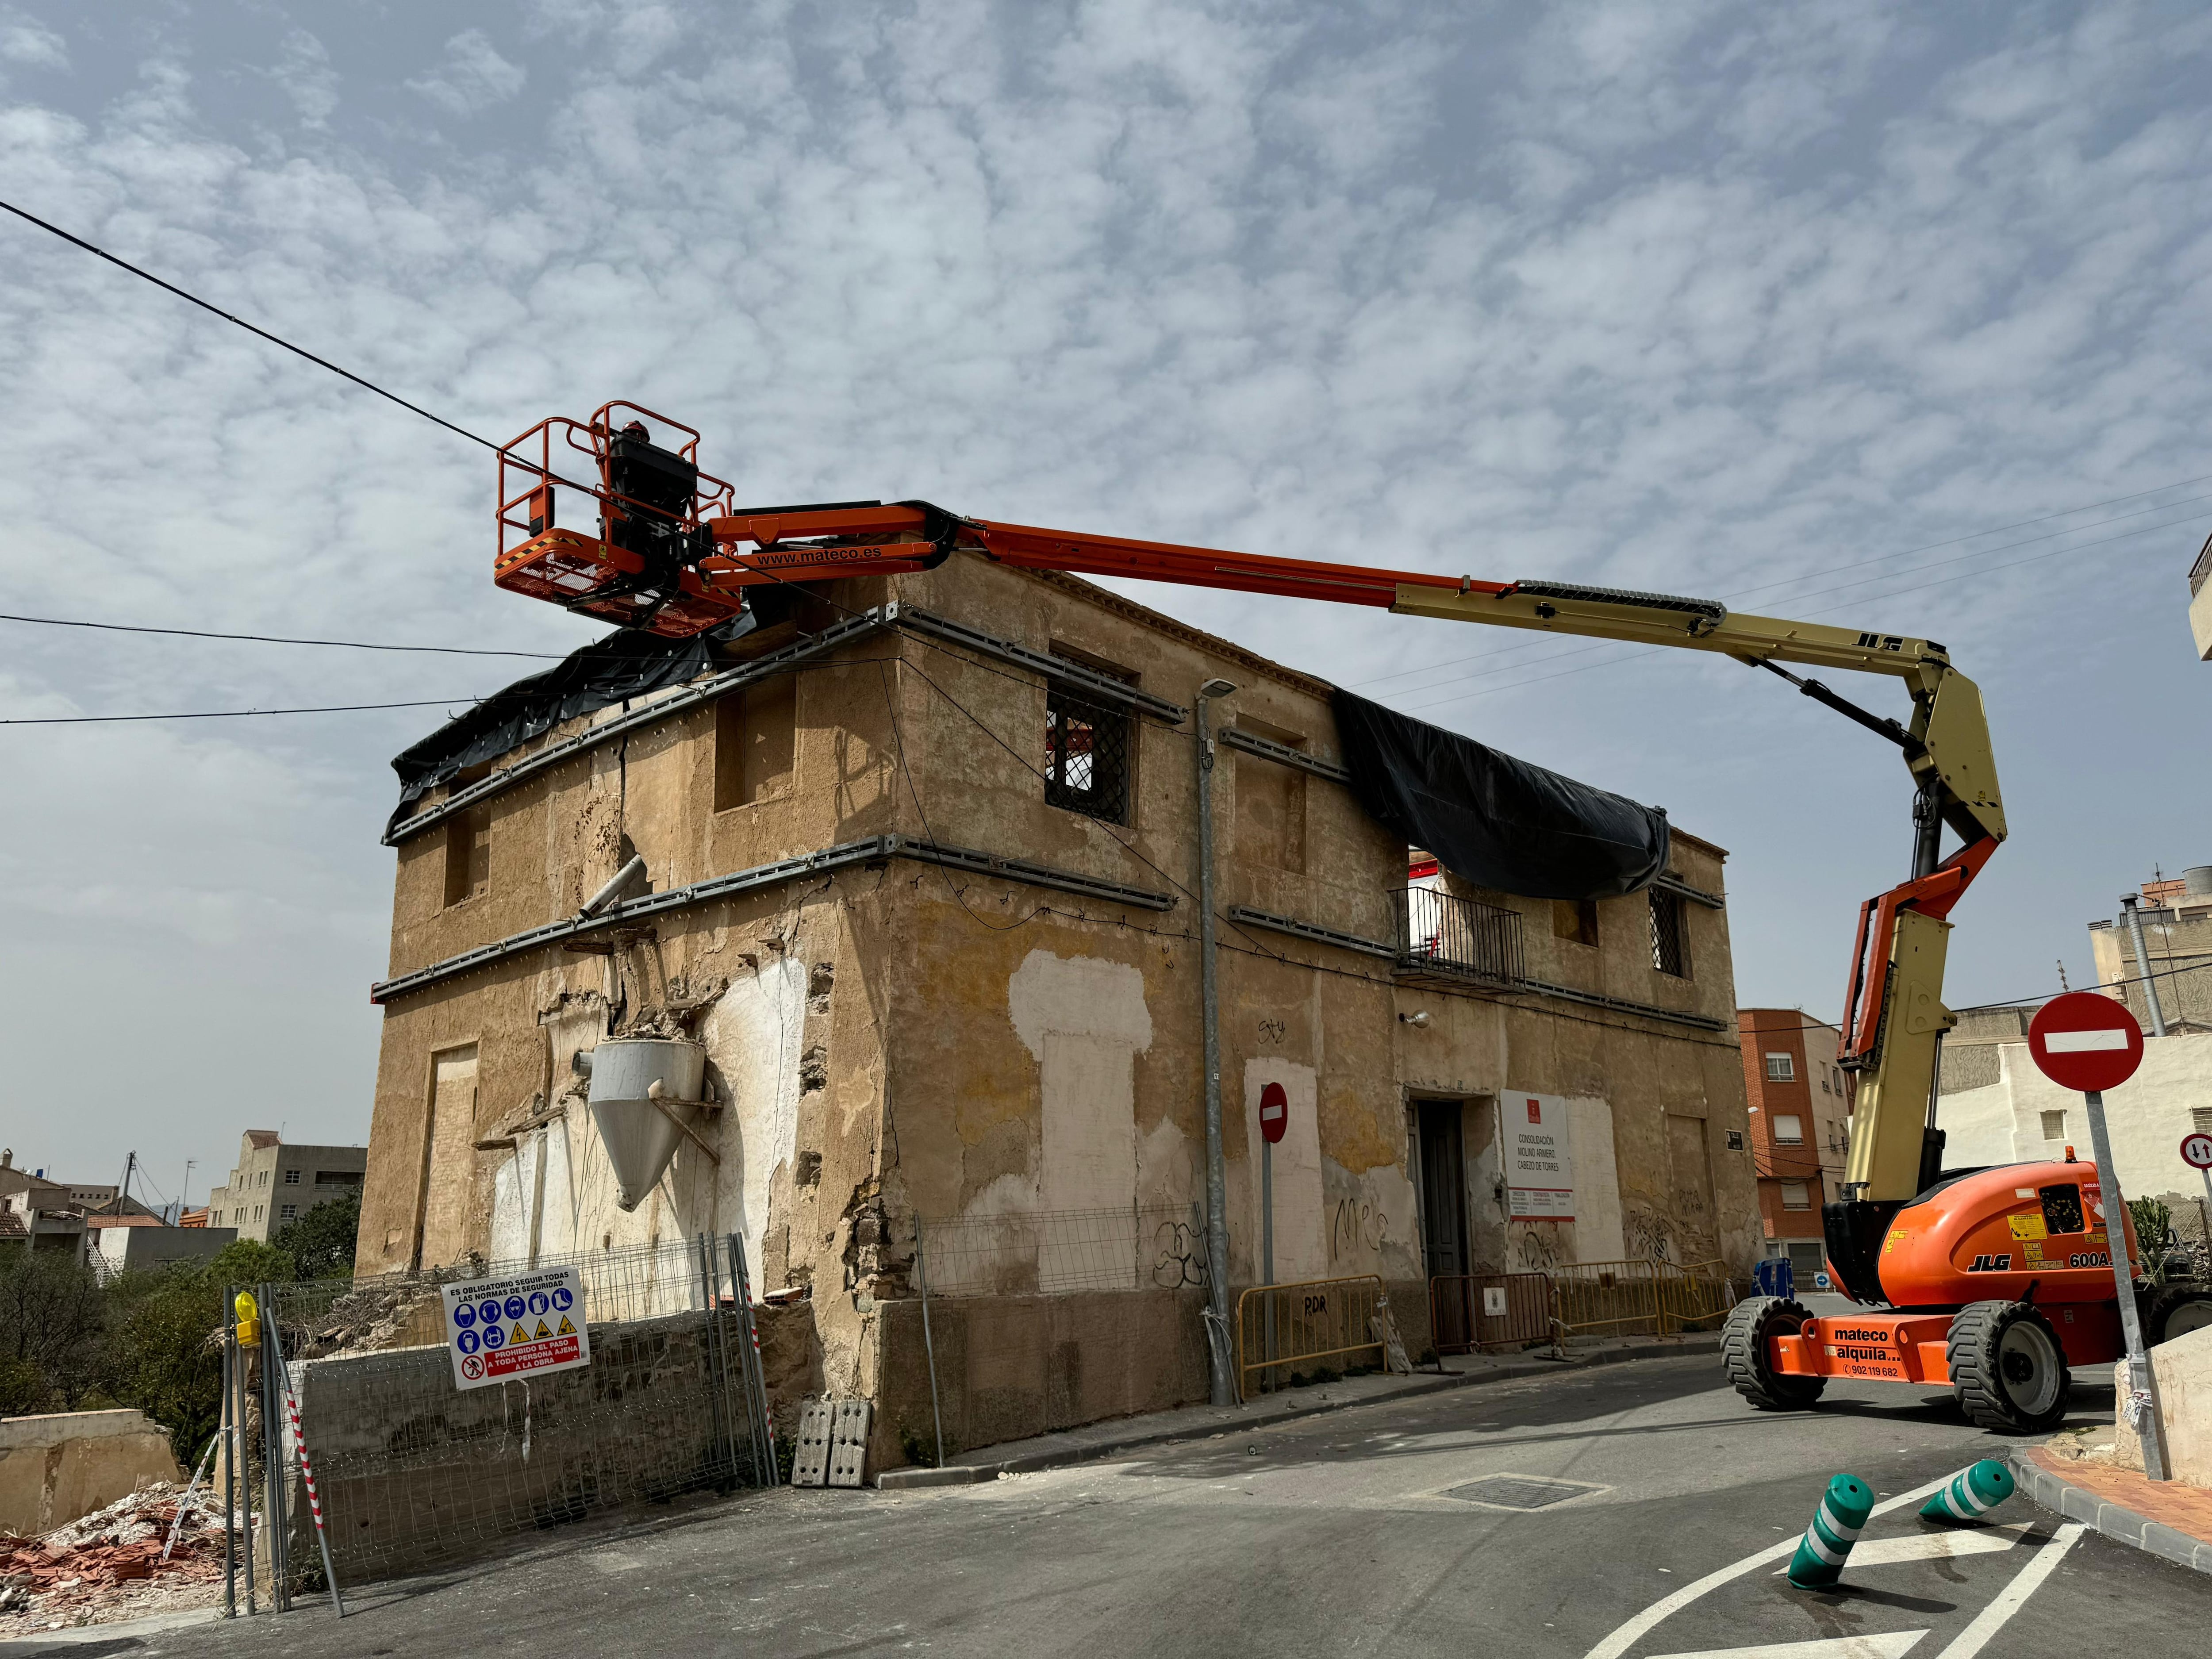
<box><xmin>492</xmin><ymin>409</ymin><xmax>1481</xmax><ymax>634</ymax></box>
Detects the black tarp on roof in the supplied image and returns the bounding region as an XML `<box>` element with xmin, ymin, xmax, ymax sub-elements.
<box><xmin>1331</xmin><ymin>688</ymin><xmax>1669</xmax><ymax>901</ymax></box>
<box><xmin>387</xmin><ymin>618</ymin><xmax>750</xmax><ymax>837</ymax></box>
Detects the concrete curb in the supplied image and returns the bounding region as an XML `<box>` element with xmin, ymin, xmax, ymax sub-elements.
<box><xmin>878</xmin><ymin>1333</ymin><xmax>1721</xmax><ymax>1489</ymax></box>
<box><xmin>2010</xmin><ymin>1448</ymin><xmax>2212</xmax><ymax>1576</ymax></box>
<box><xmin>0</xmin><ymin>1603</ymin><xmax>226</xmax><ymax>1651</ymax></box>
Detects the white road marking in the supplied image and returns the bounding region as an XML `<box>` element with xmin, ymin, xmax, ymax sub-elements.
<box><xmin>1929</xmin><ymin>1523</ymin><xmax>2082</xmax><ymax>1659</ymax></box>
<box><xmin>1582</xmin><ymin>1475</ymin><xmax>1954</xmax><ymax>1659</ymax></box>
<box><xmin>1768</xmin><ymin>1524</ymin><xmax>2031</xmax><ymax>1571</ymax></box>
<box><xmin>1650</xmin><ymin>1632</ymin><xmax>1928</xmax><ymax>1659</ymax></box>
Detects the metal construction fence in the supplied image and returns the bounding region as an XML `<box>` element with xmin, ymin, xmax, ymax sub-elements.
<box><xmin>1234</xmin><ymin>1274</ymin><xmax>1387</xmax><ymax>1399</ymax></box>
<box><xmin>227</xmin><ymin>1234</ymin><xmax>776</xmax><ymax>1603</ymax></box>
<box><xmin>1551</xmin><ymin>1258</ymin><xmax>1737</xmax><ymax>1340</ymax></box>
<box><xmin>1430</xmin><ymin>1260</ymin><xmax>1739</xmax><ymax>1355</ymax></box>
<box><xmin>1427</xmin><ymin>1272</ymin><xmax>1554</xmax><ymax>1355</ymax></box>
<box><xmin>916</xmin><ymin>1204</ymin><xmax>1211</xmax><ymax>1297</ymax></box>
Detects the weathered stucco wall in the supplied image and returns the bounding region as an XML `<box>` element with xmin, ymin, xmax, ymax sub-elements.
<box><xmin>361</xmin><ymin>552</ymin><xmax>1754</xmax><ymax>1471</ymax></box>
<box><xmin>0</xmin><ymin>1410</ymin><xmax>181</xmax><ymax>1537</ymax></box>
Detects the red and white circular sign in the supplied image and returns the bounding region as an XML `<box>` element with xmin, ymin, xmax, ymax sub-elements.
<box><xmin>2183</xmin><ymin>1132</ymin><xmax>2212</xmax><ymax>1171</ymax></box>
<box><xmin>1259</xmin><ymin>1081</ymin><xmax>1289</xmax><ymax>1145</ymax></box>
<box><xmin>2027</xmin><ymin>992</ymin><xmax>2145</xmax><ymax>1094</ymax></box>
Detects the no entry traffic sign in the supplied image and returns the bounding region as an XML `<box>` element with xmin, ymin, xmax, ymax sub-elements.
<box><xmin>1259</xmin><ymin>1081</ymin><xmax>1288</xmax><ymax>1145</ymax></box>
<box><xmin>2027</xmin><ymin>992</ymin><xmax>2145</xmax><ymax>1094</ymax></box>
<box><xmin>2183</xmin><ymin>1132</ymin><xmax>2212</xmax><ymax>1171</ymax></box>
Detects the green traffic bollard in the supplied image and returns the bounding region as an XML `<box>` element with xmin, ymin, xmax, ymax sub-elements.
<box><xmin>1787</xmin><ymin>1473</ymin><xmax>1873</xmax><ymax>1590</ymax></box>
<box><xmin>1919</xmin><ymin>1458</ymin><xmax>2014</xmax><ymax>1524</ymax></box>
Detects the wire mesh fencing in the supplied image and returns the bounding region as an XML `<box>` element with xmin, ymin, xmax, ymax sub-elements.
<box><xmin>916</xmin><ymin>1204</ymin><xmax>1210</xmax><ymax>1297</ymax></box>
<box><xmin>1551</xmin><ymin>1258</ymin><xmax>1738</xmax><ymax>1340</ymax></box>
<box><xmin>245</xmin><ymin>1234</ymin><xmax>772</xmax><ymax>1593</ymax></box>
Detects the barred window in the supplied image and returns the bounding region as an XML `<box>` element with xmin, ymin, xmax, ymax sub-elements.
<box><xmin>1650</xmin><ymin>887</ymin><xmax>1690</xmax><ymax>978</ymax></box>
<box><xmin>1045</xmin><ymin>684</ymin><xmax>1130</xmax><ymax>824</ymax></box>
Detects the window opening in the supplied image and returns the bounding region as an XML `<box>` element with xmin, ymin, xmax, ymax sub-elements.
<box><xmin>1650</xmin><ymin>888</ymin><xmax>1690</xmax><ymax>977</ymax></box>
<box><xmin>284</xmin><ymin>1169</ymin><xmax>300</xmax><ymax>1185</ymax></box>
<box><xmin>1764</xmin><ymin>1052</ymin><xmax>1795</xmax><ymax>1082</ymax></box>
<box><xmin>1551</xmin><ymin>898</ymin><xmax>1599</xmax><ymax>947</ymax></box>
<box><xmin>714</xmin><ymin>675</ymin><xmax>796</xmax><ymax>809</ymax></box>
<box><xmin>1780</xmin><ymin>1180</ymin><xmax>1811</xmax><ymax>1210</ymax></box>
<box><xmin>1772</xmin><ymin>1114</ymin><xmax>1804</xmax><ymax>1145</ymax></box>
<box><xmin>1045</xmin><ymin>681</ymin><xmax>1131</xmax><ymax>824</ymax></box>
<box><xmin>443</xmin><ymin>806</ymin><xmax>490</xmax><ymax>907</ymax></box>
<box><xmin>2040</xmin><ymin>1109</ymin><xmax>2067</xmax><ymax>1141</ymax></box>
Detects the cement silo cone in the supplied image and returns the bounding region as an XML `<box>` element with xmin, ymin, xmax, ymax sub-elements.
<box><xmin>587</xmin><ymin>1038</ymin><xmax>708</xmax><ymax>1211</ymax></box>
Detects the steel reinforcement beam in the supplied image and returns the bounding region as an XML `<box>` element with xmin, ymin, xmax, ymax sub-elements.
<box><xmin>370</xmin><ymin>833</ymin><xmax>1174</xmax><ymax>1004</ymax></box>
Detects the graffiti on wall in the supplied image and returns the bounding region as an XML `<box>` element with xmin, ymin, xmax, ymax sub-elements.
<box><xmin>1151</xmin><ymin>1217</ymin><xmax>1209</xmax><ymax>1289</ymax></box>
<box><xmin>1329</xmin><ymin>1198</ymin><xmax>1388</xmax><ymax>1263</ymax></box>
<box><xmin>1624</xmin><ymin>1206</ymin><xmax>1678</xmax><ymax>1264</ymax></box>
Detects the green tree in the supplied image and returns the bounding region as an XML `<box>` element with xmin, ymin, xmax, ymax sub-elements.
<box><xmin>2130</xmin><ymin>1195</ymin><xmax>2175</xmax><ymax>1284</ymax></box>
<box><xmin>0</xmin><ymin>1247</ymin><xmax>107</xmax><ymax>1412</ymax></box>
<box><xmin>268</xmin><ymin>1190</ymin><xmax>361</xmax><ymax>1280</ymax></box>
<box><xmin>99</xmin><ymin>1240</ymin><xmax>298</xmax><ymax>1454</ymax></box>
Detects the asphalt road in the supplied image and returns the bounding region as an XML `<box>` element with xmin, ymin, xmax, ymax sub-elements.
<box><xmin>41</xmin><ymin>1355</ymin><xmax>2210</xmax><ymax>1658</ymax></box>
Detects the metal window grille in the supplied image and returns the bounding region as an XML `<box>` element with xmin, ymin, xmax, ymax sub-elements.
<box><xmin>1045</xmin><ymin>684</ymin><xmax>1131</xmax><ymax>824</ymax></box>
<box><xmin>1394</xmin><ymin>886</ymin><xmax>1525</xmax><ymax>984</ymax></box>
<box><xmin>1649</xmin><ymin>888</ymin><xmax>1690</xmax><ymax>977</ymax></box>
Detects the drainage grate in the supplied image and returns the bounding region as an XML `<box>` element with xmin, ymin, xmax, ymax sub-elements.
<box><xmin>1440</xmin><ymin>1474</ymin><xmax>1603</xmax><ymax>1510</ymax></box>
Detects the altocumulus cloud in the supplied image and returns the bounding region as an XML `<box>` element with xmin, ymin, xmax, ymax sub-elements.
<box><xmin>0</xmin><ymin>0</ymin><xmax>2210</xmax><ymax>1182</ymax></box>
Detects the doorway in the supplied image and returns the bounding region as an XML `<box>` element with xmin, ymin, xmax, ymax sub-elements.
<box><xmin>1417</xmin><ymin>1100</ymin><xmax>1471</xmax><ymax>1346</ymax></box>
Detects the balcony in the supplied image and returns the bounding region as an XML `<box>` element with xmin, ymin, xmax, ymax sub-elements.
<box><xmin>1393</xmin><ymin>885</ymin><xmax>1525</xmax><ymax>989</ymax></box>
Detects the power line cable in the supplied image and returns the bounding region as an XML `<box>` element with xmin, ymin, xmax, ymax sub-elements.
<box><xmin>0</xmin><ymin>611</ymin><xmax>571</xmax><ymax>659</ymax></box>
<box><xmin>0</xmin><ymin>697</ymin><xmax>484</xmax><ymax>725</ymax></box>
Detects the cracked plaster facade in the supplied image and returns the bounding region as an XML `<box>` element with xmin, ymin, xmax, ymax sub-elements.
<box><xmin>357</xmin><ymin>552</ymin><xmax>1757</xmax><ymax>1469</ymax></box>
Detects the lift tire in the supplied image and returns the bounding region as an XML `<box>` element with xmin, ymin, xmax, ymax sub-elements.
<box><xmin>2147</xmin><ymin>1284</ymin><xmax>2212</xmax><ymax>1346</ymax></box>
<box><xmin>1722</xmin><ymin>1296</ymin><xmax>1826</xmax><ymax>1410</ymax></box>
<box><xmin>1948</xmin><ymin>1301</ymin><xmax>2070</xmax><ymax>1434</ymax></box>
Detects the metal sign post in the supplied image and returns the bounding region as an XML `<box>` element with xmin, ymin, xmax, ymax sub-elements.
<box><xmin>1259</xmin><ymin>1082</ymin><xmax>1286</xmax><ymax>1385</ymax></box>
<box><xmin>2027</xmin><ymin>993</ymin><xmax>2169</xmax><ymax>1482</ymax></box>
<box><xmin>2182</xmin><ymin>1130</ymin><xmax>2212</xmax><ymax>1229</ymax></box>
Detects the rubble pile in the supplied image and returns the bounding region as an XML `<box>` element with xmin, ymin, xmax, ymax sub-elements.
<box><xmin>0</xmin><ymin>1482</ymin><xmax>227</xmax><ymax>1631</ymax></box>
<box><xmin>289</xmin><ymin>1271</ymin><xmax>458</xmax><ymax>1358</ymax></box>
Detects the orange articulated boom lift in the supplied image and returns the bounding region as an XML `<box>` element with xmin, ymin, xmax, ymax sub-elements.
<box><xmin>494</xmin><ymin>406</ymin><xmax>2212</xmax><ymax>1434</ymax></box>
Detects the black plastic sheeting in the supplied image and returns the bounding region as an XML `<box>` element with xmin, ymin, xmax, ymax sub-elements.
<box><xmin>1331</xmin><ymin>689</ymin><xmax>1669</xmax><ymax>901</ymax></box>
<box><xmin>387</xmin><ymin>617</ymin><xmax>751</xmax><ymax>837</ymax></box>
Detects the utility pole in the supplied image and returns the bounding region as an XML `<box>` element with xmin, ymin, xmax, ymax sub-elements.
<box><xmin>2122</xmin><ymin>895</ymin><xmax>2168</xmax><ymax>1037</ymax></box>
<box><xmin>1194</xmin><ymin>676</ymin><xmax>1238</xmax><ymax>1406</ymax></box>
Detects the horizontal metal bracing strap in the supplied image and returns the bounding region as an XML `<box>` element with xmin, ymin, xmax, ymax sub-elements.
<box><xmin>1513</xmin><ymin>977</ymin><xmax>1732</xmax><ymax>1032</ymax></box>
<box><xmin>370</xmin><ymin>834</ymin><xmax>1172</xmax><ymax>1003</ymax></box>
<box><xmin>889</xmin><ymin>605</ymin><xmax>1190</xmax><ymax>723</ymax></box>
<box><xmin>384</xmin><ymin>609</ymin><xmax>895</xmax><ymax>846</ymax></box>
<box><xmin>1217</xmin><ymin>727</ymin><xmax>1352</xmax><ymax>784</ymax></box>
<box><xmin>897</xmin><ymin>837</ymin><xmax>1176</xmax><ymax>911</ymax></box>
<box><xmin>1226</xmin><ymin>906</ymin><xmax>1728</xmax><ymax>1031</ymax></box>
<box><xmin>1226</xmin><ymin>906</ymin><xmax>1397</xmax><ymax>960</ymax></box>
<box><xmin>1653</xmin><ymin>875</ymin><xmax>1725</xmax><ymax>910</ymax></box>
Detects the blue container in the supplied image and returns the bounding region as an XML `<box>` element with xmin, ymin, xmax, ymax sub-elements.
<box><xmin>1754</xmin><ymin>1258</ymin><xmax>1796</xmax><ymax>1300</ymax></box>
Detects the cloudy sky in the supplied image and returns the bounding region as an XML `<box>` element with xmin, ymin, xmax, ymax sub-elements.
<box><xmin>3</xmin><ymin>1</ymin><xmax>2209</xmax><ymax>1199</ymax></box>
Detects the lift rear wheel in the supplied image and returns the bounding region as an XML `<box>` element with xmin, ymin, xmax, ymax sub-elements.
<box><xmin>1723</xmin><ymin>1295</ymin><xmax>1826</xmax><ymax>1411</ymax></box>
<box><xmin>2147</xmin><ymin>1284</ymin><xmax>2212</xmax><ymax>1345</ymax></box>
<box><xmin>1948</xmin><ymin>1301</ymin><xmax>2070</xmax><ymax>1434</ymax></box>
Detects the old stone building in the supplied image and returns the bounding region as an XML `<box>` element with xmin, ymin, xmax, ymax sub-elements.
<box><xmin>357</xmin><ymin>549</ymin><xmax>1756</xmax><ymax>1464</ymax></box>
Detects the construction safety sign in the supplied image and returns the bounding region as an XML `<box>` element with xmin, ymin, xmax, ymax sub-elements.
<box><xmin>441</xmin><ymin>1265</ymin><xmax>592</xmax><ymax>1391</ymax></box>
<box><xmin>1503</xmin><ymin>1093</ymin><xmax>1575</xmax><ymax>1221</ymax></box>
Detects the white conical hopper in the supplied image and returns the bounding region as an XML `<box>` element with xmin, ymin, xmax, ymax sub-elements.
<box><xmin>585</xmin><ymin>1037</ymin><xmax>708</xmax><ymax>1210</ymax></box>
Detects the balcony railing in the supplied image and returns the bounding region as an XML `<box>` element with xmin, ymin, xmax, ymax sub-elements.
<box><xmin>1394</xmin><ymin>885</ymin><xmax>1525</xmax><ymax>985</ymax></box>
<box><xmin>2193</xmin><ymin>530</ymin><xmax>2212</xmax><ymax>598</ymax></box>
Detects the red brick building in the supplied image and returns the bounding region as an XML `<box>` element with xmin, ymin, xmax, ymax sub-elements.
<box><xmin>1736</xmin><ymin>1008</ymin><xmax>1856</xmax><ymax>1283</ymax></box>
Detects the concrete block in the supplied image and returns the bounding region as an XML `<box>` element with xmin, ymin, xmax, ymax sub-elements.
<box><xmin>875</xmin><ymin>1465</ymin><xmax>984</xmax><ymax>1489</ymax></box>
<box><xmin>2139</xmin><ymin>1521</ymin><xmax>2200</xmax><ymax>1570</ymax></box>
<box><xmin>0</xmin><ymin>1410</ymin><xmax>181</xmax><ymax>1536</ymax></box>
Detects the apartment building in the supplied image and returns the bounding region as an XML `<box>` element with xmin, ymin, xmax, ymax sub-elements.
<box><xmin>1736</xmin><ymin>1009</ymin><xmax>1855</xmax><ymax>1283</ymax></box>
<box><xmin>204</xmin><ymin>1132</ymin><xmax>368</xmax><ymax>1243</ymax></box>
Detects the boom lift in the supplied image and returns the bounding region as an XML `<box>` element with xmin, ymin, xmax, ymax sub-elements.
<box><xmin>492</xmin><ymin>403</ymin><xmax>2212</xmax><ymax>1433</ymax></box>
